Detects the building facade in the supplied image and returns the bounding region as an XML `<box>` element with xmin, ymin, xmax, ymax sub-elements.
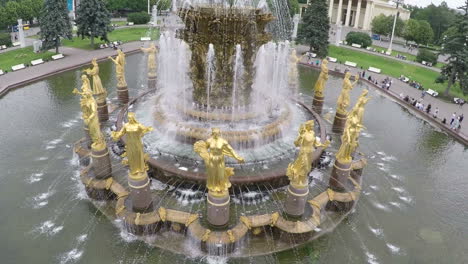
<box><xmin>300</xmin><ymin>0</ymin><xmax>410</xmax><ymax>30</ymax></box>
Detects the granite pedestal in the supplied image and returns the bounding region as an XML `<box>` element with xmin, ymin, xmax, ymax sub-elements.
<box><xmin>207</xmin><ymin>193</ymin><xmax>230</xmax><ymax>227</ymax></box>
<box><xmin>312</xmin><ymin>95</ymin><xmax>324</xmax><ymax>115</ymax></box>
<box><xmin>97</xmin><ymin>98</ymin><xmax>109</xmax><ymax>122</ymax></box>
<box><xmin>128</xmin><ymin>172</ymin><xmax>153</xmax><ymax>213</ymax></box>
<box><xmin>117</xmin><ymin>85</ymin><xmax>129</xmax><ymax>105</ymax></box>
<box><xmin>284</xmin><ymin>185</ymin><xmax>309</xmax><ymax>217</ymax></box>
<box><xmin>332</xmin><ymin>112</ymin><xmax>347</xmax><ymax>134</ymax></box>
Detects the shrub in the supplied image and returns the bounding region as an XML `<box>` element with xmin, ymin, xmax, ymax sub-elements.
<box><xmin>0</xmin><ymin>33</ymin><xmax>12</xmax><ymax>47</ymax></box>
<box><xmin>127</xmin><ymin>12</ymin><xmax>151</xmax><ymax>25</ymax></box>
<box><xmin>345</xmin><ymin>31</ymin><xmax>372</xmax><ymax>48</ymax></box>
<box><xmin>416</xmin><ymin>48</ymin><xmax>438</xmax><ymax>65</ymax></box>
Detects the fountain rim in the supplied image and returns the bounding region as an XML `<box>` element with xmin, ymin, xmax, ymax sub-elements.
<box><xmin>116</xmin><ymin>88</ymin><xmax>328</xmax><ymax>186</ymax></box>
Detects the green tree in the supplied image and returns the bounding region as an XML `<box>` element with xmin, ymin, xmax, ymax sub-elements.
<box><xmin>371</xmin><ymin>14</ymin><xmax>404</xmax><ymax>37</ymax></box>
<box><xmin>414</xmin><ymin>20</ymin><xmax>434</xmax><ymax>45</ymax></box>
<box><xmin>412</xmin><ymin>2</ymin><xmax>456</xmax><ymax>44</ymax></box>
<box><xmin>288</xmin><ymin>0</ymin><xmax>299</xmax><ymax>16</ymax></box>
<box><xmin>403</xmin><ymin>18</ymin><xmax>419</xmax><ymax>44</ymax></box>
<box><xmin>439</xmin><ymin>0</ymin><xmax>468</xmax><ymax>96</ymax></box>
<box><xmin>76</xmin><ymin>0</ymin><xmax>112</xmax><ymax>48</ymax></box>
<box><xmin>0</xmin><ymin>6</ymin><xmax>6</xmax><ymax>29</ymax></box>
<box><xmin>39</xmin><ymin>0</ymin><xmax>72</xmax><ymax>53</ymax></box>
<box><xmin>297</xmin><ymin>0</ymin><xmax>329</xmax><ymax>58</ymax></box>
<box><xmin>4</xmin><ymin>1</ymin><xmax>21</xmax><ymax>26</ymax></box>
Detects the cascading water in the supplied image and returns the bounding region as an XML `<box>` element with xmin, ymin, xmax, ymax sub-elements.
<box><xmin>231</xmin><ymin>44</ymin><xmax>244</xmax><ymax>122</ymax></box>
<box><xmin>205</xmin><ymin>44</ymin><xmax>215</xmax><ymax>113</ymax></box>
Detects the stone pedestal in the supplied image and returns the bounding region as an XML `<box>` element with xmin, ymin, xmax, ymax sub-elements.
<box><xmin>332</xmin><ymin>112</ymin><xmax>347</xmax><ymax>134</ymax></box>
<box><xmin>284</xmin><ymin>185</ymin><xmax>309</xmax><ymax>217</ymax></box>
<box><xmin>207</xmin><ymin>193</ymin><xmax>230</xmax><ymax>227</ymax></box>
<box><xmin>91</xmin><ymin>146</ymin><xmax>112</xmax><ymax>179</ymax></box>
<box><xmin>312</xmin><ymin>95</ymin><xmax>324</xmax><ymax>114</ymax></box>
<box><xmin>97</xmin><ymin>98</ymin><xmax>109</xmax><ymax>122</ymax></box>
<box><xmin>128</xmin><ymin>172</ymin><xmax>153</xmax><ymax>212</ymax></box>
<box><xmin>117</xmin><ymin>85</ymin><xmax>129</xmax><ymax>105</ymax></box>
<box><xmin>148</xmin><ymin>73</ymin><xmax>157</xmax><ymax>89</ymax></box>
<box><xmin>329</xmin><ymin>159</ymin><xmax>351</xmax><ymax>192</ymax></box>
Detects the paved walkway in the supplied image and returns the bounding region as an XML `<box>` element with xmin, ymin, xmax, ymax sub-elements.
<box><xmin>0</xmin><ymin>41</ymin><xmax>145</xmax><ymax>97</ymax></box>
<box><xmin>300</xmin><ymin>59</ymin><xmax>467</xmax><ymax>143</ymax></box>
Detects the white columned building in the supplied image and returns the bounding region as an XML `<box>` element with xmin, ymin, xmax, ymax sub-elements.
<box><xmin>300</xmin><ymin>0</ymin><xmax>410</xmax><ymax>31</ymax></box>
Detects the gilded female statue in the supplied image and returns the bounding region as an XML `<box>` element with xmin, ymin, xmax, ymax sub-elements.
<box><xmin>108</xmin><ymin>49</ymin><xmax>127</xmax><ymax>87</ymax></box>
<box><xmin>349</xmin><ymin>89</ymin><xmax>370</xmax><ymax>126</ymax></box>
<box><xmin>141</xmin><ymin>43</ymin><xmax>157</xmax><ymax>73</ymax></box>
<box><xmin>73</xmin><ymin>75</ymin><xmax>105</xmax><ymax>151</ymax></box>
<box><xmin>111</xmin><ymin>113</ymin><xmax>153</xmax><ymax>175</ymax></box>
<box><xmin>84</xmin><ymin>58</ymin><xmax>107</xmax><ymax>97</ymax></box>
<box><xmin>194</xmin><ymin>128</ymin><xmax>244</xmax><ymax>196</ymax></box>
<box><xmin>335</xmin><ymin>116</ymin><xmax>363</xmax><ymax>164</ymax></box>
<box><xmin>336</xmin><ymin>72</ymin><xmax>359</xmax><ymax>115</ymax></box>
<box><xmin>313</xmin><ymin>59</ymin><xmax>329</xmax><ymax>98</ymax></box>
<box><xmin>287</xmin><ymin>120</ymin><xmax>329</xmax><ymax>188</ymax></box>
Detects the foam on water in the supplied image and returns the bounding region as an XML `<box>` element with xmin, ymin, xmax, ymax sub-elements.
<box><xmin>361</xmin><ymin>131</ymin><xmax>374</xmax><ymax>138</ymax></box>
<box><xmin>371</xmin><ymin>202</ymin><xmax>391</xmax><ymax>212</ymax></box>
<box><xmin>389</xmin><ymin>201</ymin><xmax>403</xmax><ymax>208</ymax></box>
<box><xmin>61</xmin><ymin>118</ymin><xmax>79</xmax><ymax>128</ymax></box>
<box><xmin>365</xmin><ymin>251</ymin><xmax>380</xmax><ymax>264</ymax></box>
<box><xmin>28</xmin><ymin>172</ymin><xmax>44</xmax><ymax>183</ymax></box>
<box><xmin>389</xmin><ymin>174</ymin><xmax>402</xmax><ymax>180</ymax></box>
<box><xmin>151</xmin><ymin>180</ymin><xmax>169</xmax><ymax>191</ymax></box>
<box><xmin>76</xmin><ymin>234</ymin><xmax>88</xmax><ymax>243</ymax></box>
<box><xmin>386</xmin><ymin>243</ymin><xmax>402</xmax><ymax>255</ymax></box>
<box><xmin>113</xmin><ymin>219</ymin><xmax>138</xmax><ymax>242</ymax></box>
<box><xmin>309</xmin><ymin>170</ymin><xmax>324</xmax><ymax>182</ymax></box>
<box><xmin>205</xmin><ymin>256</ymin><xmax>228</xmax><ymax>264</ymax></box>
<box><xmin>369</xmin><ymin>185</ymin><xmax>379</xmax><ymax>191</ymax></box>
<box><xmin>398</xmin><ymin>195</ymin><xmax>413</xmax><ymax>204</ymax></box>
<box><xmin>59</xmin><ymin>248</ymin><xmax>83</xmax><ymax>264</ymax></box>
<box><xmin>35</xmin><ymin>220</ymin><xmax>64</xmax><ymax>236</ymax></box>
<box><xmin>391</xmin><ymin>187</ymin><xmax>405</xmax><ymax>193</ymax></box>
<box><xmin>37</xmin><ymin>156</ymin><xmax>48</xmax><ymax>161</ymax></box>
<box><xmin>381</xmin><ymin>155</ymin><xmax>397</xmax><ymax>162</ymax></box>
<box><xmin>369</xmin><ymin>226</ymin><xmax>384</xmax><ymax>238</ymax></box>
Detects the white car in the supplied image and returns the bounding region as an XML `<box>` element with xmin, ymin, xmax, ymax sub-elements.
<box><xmin>426</xmin><ymin>89</ymin><xmax>439</xmax><ymax>97</ymax></box>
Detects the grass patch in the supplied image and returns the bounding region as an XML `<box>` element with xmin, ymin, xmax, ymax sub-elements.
<box><xmin>328</xmin><ymin>45</ymin><xmax>467</xmax><ymax>100</ymax></box>
<box><xmin>0</xmin><ymin>46</ymin><xmax>55</xmax><ymax>71</ymax></box>
<box><xmin>62</xmin><ymin>27</ymin><xmax>160</xmax><ymax>50</ymax></box>
<box><xmin>111</xmin><ymin>21</ymin><xmax>128</xmax><ymax>27</ymax></box>
<box><xmin>370</xmin><ymin>45</ymin><xmax>445</xmax><ymax>69</ymax></box>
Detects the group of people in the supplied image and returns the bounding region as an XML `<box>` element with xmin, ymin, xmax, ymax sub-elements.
<box><xmin>401</xmin><ymin>95</ymin><xmax>464</xmax><ymax>131</ymax></box>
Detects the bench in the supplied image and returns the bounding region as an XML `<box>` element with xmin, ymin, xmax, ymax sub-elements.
<box><xmin>351</xmin><ymin>43</ymin><xmax>362</xmax><ymax>48</ymax></box>
<box><xmin>31</xmin><ymin>59</ymin><xmax>44</xmax><ymax>66</ymax></box>
<box><xmin>421</xmin><ymin>60</ymin><xmax>427</xmax><ymax>65</ymax></box>
<box><xmin>426</xmin><ymin>89</ymin><xmax>439</xmax><ymax>97</ymax></box>
<box><xmin>344</xmin><ymin>61</ymin><xmax>357</xmax><ymax>67</ymax></box>
<box><xmin>366</xmin><ymin>47</ymin><xmax>372</xmax><ymax>51</ymax></box>
<box><xmin>127</xmin><ymin>22</ymin><xmax>134</xmax><ymax>26</ymax></box>
<box><xmin>0</xmin><ymin>69</ymin><xmax>4</xmax><ymax>75</ymax></box>
<box><xmin>11</xmin><ymin>64</ymin><xmax>26</xmax><ymax>71</ymax></box>
<box><xmin>368</xmin><ymin>66</ymin><xmax>381</xmax><ymax>73</ymax></box>
<box><xmin>385</xmin><ymin>51</ymin><xmax>391</xmax><ymax>55</ymax></box>
<box><xmin>140</xmin><ymin>37</ymin><xmax>151</xmax><ymax>41</ymax></box>
<box><xmin>0</xmin><ymin>45</ymin><xmax>6</xmax><ymax>50</ymax></box>
<box><xmin>12</xmin><ymin>42</ymin><xmax>21</xmax><ymax>47</ymax></box>
<box><xmin>327</xmin><ymin>57</ymin><xmax>337</xmax><ymax>63</ymax></box>
<box><xmin>52</xmin><ymin>54</ymin><xmax>64</xmax><ymax>60</ymax></box>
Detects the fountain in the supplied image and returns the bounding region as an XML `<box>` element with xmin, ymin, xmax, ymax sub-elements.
<box><xmin>72</xmin><ymin>0</ymin><xmax>368</xmax><ymax>257</ymax></box>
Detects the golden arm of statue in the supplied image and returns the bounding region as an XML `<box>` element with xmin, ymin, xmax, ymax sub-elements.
<box><xmin>222</xmin><ymin>142</ymin><xmax>244</xmax><ymax>163</ymax></box>
<box><xmin>72</xmin><ymin>88</ymin><xmax>82</xmax><ymax>95</ymax></box>
<box><xmin>108</xmin><ymin>56</ymin><xmax>118</xmax><ymax>64</ymax></box>
<box><xmin>83</xmin><ymin>67</ymin><xmax>96</xmax><ymax>75</ymax></box>
<box><xmin>352</xmin><ymin>75</ymin><xmax>360</xmax><ymax>87</ymax></box>
<box><xmin>139</xmin><ymin>124</ymin><xmax>153</xmax><ymax>134</ymax></box>
<box><xmin>111</xmin><ymin>126</ymin><xmax>127</xmax><ymax>141</ymax></box>
<box><xmin>315</xmin><ymin>138</ymin><xmax>331</xmax><ymax>148</ymax></box>
<box><xmin>293</xmin><ymin>124</ymin><xmax>306</xmax><ymax>147</ymax></box>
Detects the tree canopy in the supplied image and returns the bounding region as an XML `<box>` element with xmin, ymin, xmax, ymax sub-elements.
<box><xmin>39</xmin><ymin>0</ymin><xmax>72</xmax><ymax>53</ymax></box>
<box><xmin>0</xmin><ymin>0</ymin><xmax>43</xmax><ymax>27</ymax></box>
<box><xmin>371</xmin><ymin>14</ymin><xmax>404</xmax><ymax>37</ymax></box>
<box><xmin>76</xmin><ymin>0</ymin><xmax>112</xmax><ymax>47</ymax></box>
<box><xmin>439</xmin><ymin>0</ymin><xmax>468</xmax><ymax>96</ymax></box>
<box><xmin>297</xmin><ymin>0</ymin><xmax>329</xmax><ymax>58</ymax></box>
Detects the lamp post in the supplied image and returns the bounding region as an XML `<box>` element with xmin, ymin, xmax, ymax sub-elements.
<box><xmin>387</xmin><ymin>0</ymin><xmax>404</xmax><ymax>54</ymax></box>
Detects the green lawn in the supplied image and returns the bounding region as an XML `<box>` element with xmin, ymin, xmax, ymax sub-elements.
<box><xmin>111</xmin><ymin>21</ymin><xmax>128</xmax><ymax>27</ymax></box>
<box><xmin>62</xmin><ymin>27</ymin><xmax>160</xmax><ymax>50</ymax></box>
<box><xmin>0</xmin><ymin>47</ymin><xmax>56</xmax><ymax>72</ymax></box>
<box><xmin>328</xmin><ymin>45</ymin><xmax>467</xmax><ymax>100</ymax></box>
<box><xmin>370</xmin><ymin>45</ymin><xmax>445</xmax><ymax>69</ymax></box>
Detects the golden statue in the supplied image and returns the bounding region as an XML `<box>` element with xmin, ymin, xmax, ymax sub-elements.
<box><xmin>313</xmin><ymin>59</ymin><xmax>329</xmax><ymax>98</ymax></box>
<box><xmin>335</xmin><ymin>116</ymin><xmax>363</xmax><ymax>164</ymax></box>
<box><xmin>108</xmin><ymin>49</ymin><xmax>127</xmax><ymax>88</ymax></box>
<box><xmin>73</xmin><ymin>75</ymin><xmax>106</xmax><ymax>151</ymax></box>
<box><xmin>111</xmin><ymin>113</ymin><xmax>153</xmax><ymax>176</ymax></box>
<box><xmin>141</xmin><ymin>43</ymin><xmax>158</xmax><ymax>73</ymax></box>
<box><xmin>84</xmin><ymin>58</ymin><xmax>107</xmax><ymax>98</ymax></box>
<box><xmin>336</xmin><ymin>72</ymin><xmax>359</xmax><ymax>115</ymax></box>
<box><xmin>349</xmin><ymin>89</ymin><xmax>370</xmax><ymax>126</ymax></box>
<box><xmin>194</xmin><ymin>128</ymin><xmax>244</xmax><ymax>197</ymax></box>
<box><xmin>286</xmin><ymin>120</ymin><xmax>329</xmax><ymax>188</ymax></box>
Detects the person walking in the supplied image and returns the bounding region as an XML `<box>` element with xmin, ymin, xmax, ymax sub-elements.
<box><xmin>450</xmin><ymin>112</ymin><xmax>457</xmax><ymax>125</ymax></box>
<box><xmin>433</xmin><ymin>107</ymin><xmax>439</xmax><ymax>119</ymax></box>
<box><xmin>426</xmin><ymin>104</ymin><xmax>431</xmax><ymax>114</ymax></box>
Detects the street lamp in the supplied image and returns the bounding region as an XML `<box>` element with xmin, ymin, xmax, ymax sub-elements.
<box><xmin>387</xmin><ymin>0</ymin><xmax>404</xmax><ymax>54</ymax></box>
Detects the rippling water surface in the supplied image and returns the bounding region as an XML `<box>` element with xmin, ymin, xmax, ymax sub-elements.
<box><xmin>0</xmin><ymin>55</ymin><xmax>467</xmax><ymax>263</ymax></box>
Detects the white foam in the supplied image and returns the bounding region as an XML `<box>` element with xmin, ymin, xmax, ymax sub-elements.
<box><xmin>309</xmin><ymin>170</ymin><xmax>324</xmax><ymax>181</ymax></box>
<box><xmin>178</xmin><ymin>167</ymin><xmax>188</xmax><ymax>171</ymax></box>
<box><xmin>33</xmin><ymin>201</ymin><xmax>48</xmax><ymax>209</ymax></box>
<box><xmin>28</xmin><ymin>173</ymin><xmax>44</xmax><ymax>183</ymax></box>
<box><xmin>150</xmin><ymin>180</ymin><xmax>168</xmax><ymax>191</ymax></box>
<box><xmin>372</xmin><ymin>202</ymin><xmax>391</xmax><ymax>212</ymax></box>
<box><xmin>365</xmin><ymin>251</ymin><xmax>380</xmax><ymax>264</ymax></box>
<box><xmin>62</xmin><ymin>119</ymin><xmax>79</xmax><ymax>128</ymax></box>
<box><xmin>35</xmin><ymin>220</ymin><xmax>63</xmax><ymax>236</ymax></box>
<box><xmin>369</xmin><ymin>226</ymin><xmax>384</xmax><ymax>237</ymax></box>
<box><xmin>389</xmin><ymin>174</ymin><xmax>402</xmax><ymax>180</ymax></box>
<box><xmin>386</xmin><ymin>243</ymin><xmax>401</xmax><ymax>254</ymax></box>
<box><xmin>361</xmin><ymin>132</ymin><xmax>374</xmax><ymax>138</ymax></box>
<box><xmin>398</xmin><ymin>196</ymin><xmax>413</xmax><ymax>204</ymax></box>
<box><xmin>113</xmin><ymin>219</ymin><xmax>138</xmax><ymax>242</ymax></box>
<box><xmin>33</xmin><ymin>191</ymin><xmax>54</xmax><ymax>201</ymax></box>
<box><xmin>37</xmin><ymin>157</ymin><xmax>48</xmax><ymax>161</ymax></box>
<box><xmin>381</xmin><ymin>155</ymin><xmax>397</xmax><ymax>162</ymax></box>
<box><xmin>389</xmin><ymin>202</ymin><xmax>403</xmax><ymax>208</ymax></box>
<box><xmin>369</xmin><ymin>185</ymin><xmax>379</xmax><ymax>191</ymax></box>
<box><xmin>391</xmin><ymin>187</ymin><xmax>405</xmax><ymax>193</ymax></box>
<box><xmin>59</xmin><ymin>248</ymin><xmax>83</xmax><ymax>264</ymax></box>
<box><xmin>205</xmin><ymin>256</ymin><xmax>228</xmax><ymax>264</ymax></box>
<box><xmin>377</xmin><ymin>151</ymin><xmax>386</xmax><ymax>156</ymax></box>
<box><xmin>76</xmin><ymin>234</ymin><xmax>88</xmax><ymax>243</ymax></box>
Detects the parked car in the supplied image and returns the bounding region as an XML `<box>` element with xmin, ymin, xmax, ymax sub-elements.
<box><xmin>454</xmin><ymin>98</ymin><xmax>465</xmax><ymax>105</ymax></box>
<box><xmin>426</xmin><ymin>89</ymin><xmax>439</xmax><ymax>97</ymax></box>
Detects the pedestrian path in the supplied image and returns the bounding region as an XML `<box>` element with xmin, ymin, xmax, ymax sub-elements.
<box><xmin>0</xmin><ymin>41</ymin><xmax>144</xmax><ymax>97</ymax></box>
